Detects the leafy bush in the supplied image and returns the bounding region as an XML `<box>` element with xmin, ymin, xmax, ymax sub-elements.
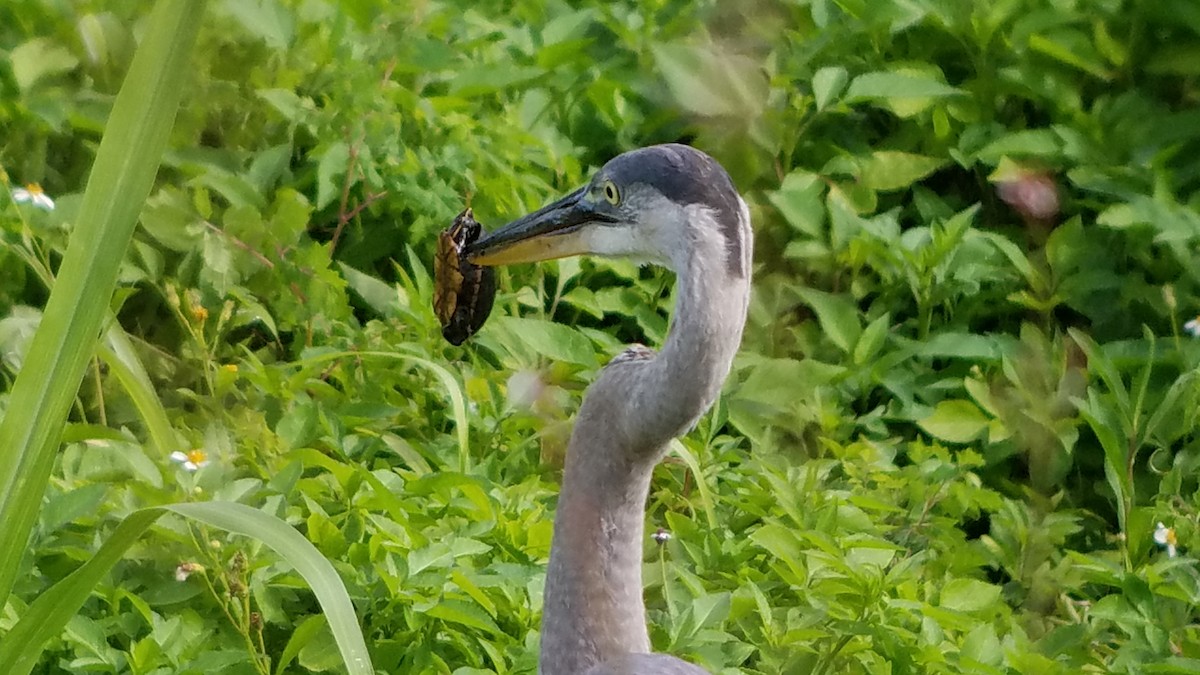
<box><xmin>2</xmin><ymin>0</ymin><xmax>1200</xmax><ymax>672</ymax></box>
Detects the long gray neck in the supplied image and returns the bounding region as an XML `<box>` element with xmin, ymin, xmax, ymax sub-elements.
<box><xmin>538</xmin><ymin>230</ymin><xmax>751</xmax><ymax>675</ymax></box>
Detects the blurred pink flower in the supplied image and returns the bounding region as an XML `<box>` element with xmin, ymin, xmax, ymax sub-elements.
<box><xmin>991</xmin><ymin>159</ymin><xmax>1059</xmax><ymax>222</ymax></box>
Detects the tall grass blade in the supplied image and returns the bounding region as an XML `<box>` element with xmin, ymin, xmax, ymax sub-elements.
<box><xmin>0</xmin><ymin>0</ymin><xmax>205</xmax><ymax>605</ymax></box>
<box><xmin>99</xmin><ymin>327</ymin><xmax>180</xmax><ymax>457</ymax></box>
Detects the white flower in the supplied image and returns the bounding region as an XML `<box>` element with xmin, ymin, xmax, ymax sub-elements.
<box><xmin>652</xmin><ymin>528</ymin><xmax>672</xmax><ymax>544</ymax></box>
<box><xmin>1184</xmin><ymin>317</ymin><xmax>1200</xmax><ymax>338</ymax></box>
<box><xmin>175</xmin><ymin>561</ymin><xmax>204</xmax><ymax>581</ymax></box>
<box><xmin>12</xmin><ymin>183</ymin><xmax>55</xmax><ymax>210</ymax></box>
<box><xmin>1154</xmin><ymin>521</ymin><xmax>1178</xmax><ymax>558</ymax></box>
<box><xmin>170</xmin><ymin>449</ymin><xmax>210</xmax><ymax>472</ymax></box>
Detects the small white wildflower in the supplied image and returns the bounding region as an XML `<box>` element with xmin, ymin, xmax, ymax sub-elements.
<box><xmin>1184</xmin><ymin>317</ymin><xmax>1200</xmax><ymax>338</ymax></box>
<box><xmin>1154</xmin><ymin>521</ymin><xmax>1178</xmax><ymax>558</ymax></box>
<box><xmin>652</xmin><ymin>528</ymin><xmax>672</xmax><ymax>545</ymax></box>
<box><xmin>175</xmin><ymin>561</ymin><xmax>204</xmax><ymax>581</ymax></box>
<box><xmin>12</xmin><ymin>183</ymin><xmax>55</xmax><ymax>210</ymax></box>
<box><xmin>170</xmin><ymin>449</ymin><xmax>210</xmax><ymax>472</ymax></box>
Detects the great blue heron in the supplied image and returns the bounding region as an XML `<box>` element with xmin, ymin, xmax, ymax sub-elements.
<box><xmin>467</xmin><ymin>144</ymin><xmax>752</xmax><ymax>675</ymax></box>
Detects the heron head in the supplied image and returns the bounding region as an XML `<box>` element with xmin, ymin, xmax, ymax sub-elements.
<box><xmin>466</xmin><ymin>144</ymin><xmax>748</xmax><ymax>279</ymax></box>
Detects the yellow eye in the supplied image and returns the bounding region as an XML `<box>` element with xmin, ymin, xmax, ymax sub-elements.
<box><xmin>602</xmin><ymin>180</ymin><xmax>620</xmax><ymax>205</ymax></box>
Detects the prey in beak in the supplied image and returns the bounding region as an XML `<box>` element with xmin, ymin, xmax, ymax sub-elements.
<box><xmin>465</xmin><ymin>185</ymin><xmax>619</xmax><ymax>266</ymax></box>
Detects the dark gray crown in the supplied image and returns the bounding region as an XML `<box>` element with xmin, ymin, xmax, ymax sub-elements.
<box><xmin>603</xmin><ymin>144</ymin><xmax>746</xmax><ymax>278</ymax></box>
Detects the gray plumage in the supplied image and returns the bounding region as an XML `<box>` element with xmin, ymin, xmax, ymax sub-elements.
<box><xmin>468</xmin><ymin>145</ymin><xmax>753</xmax><ymax>675</ymax></box>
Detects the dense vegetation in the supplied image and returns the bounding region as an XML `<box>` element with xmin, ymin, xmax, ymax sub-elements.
<box><xmin>3</xmin><ymin>0</ymin><xmax>1200</xmax><ymax>672</ymax></box>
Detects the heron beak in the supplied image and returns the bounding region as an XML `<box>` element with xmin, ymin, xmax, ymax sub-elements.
<box><xmin>465</xmin><ymin>186</ymin><xmax>616</xmax><ymax>266</ymax></box>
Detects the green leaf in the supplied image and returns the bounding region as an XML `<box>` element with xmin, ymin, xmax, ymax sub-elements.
<box><xmin>918</xmin><ymin>400</ymin><xmax>990</xmax><ymax>444</ymax></box>
<box><xmin>380</xmin><ymin>433</ymin><xmax>433</xmax><ymax>476</ymax></box>
<box><xmin>10</xmin><ymin>38</ymin><xmax>79</xmax><ymax>91</ymax></box>
<box><xmin>684</xmin><ymin>592</ymin><xmax>731</xmax><ymax>632</ymax></box>
<box><xmin>1028</xmin><ymin>31</ymin><xmax>1113</xmax><ymax>80</ymax></box>
<box><xmin>845</xmin><ymin>72</ymin><xmax>963</xmax><ymax>101</ymax></box>
<box><xmin>859</xmin><ymin>151</ymin><xmax>946</xmax><ymax>192</ymax></box>
<box><xmin>1143</xmin><ymin>370</ymin><xmax>1200</xmax><ymax>446</ymax></box>
<box><xmin>276</xmin><ymin>396</ymin><xmax>319</xmax><ymax>450</ymax></box>
<box><xmin>296</xmin><ymin>621</ymin><xmax>343</xmax><ymax>672</ymax></box>
<box><xmin>749</xmin><ymin>523</ymin><xmax>805</xmax><ymax>581</ymax></box>
<box><xmin>1068</xmin><ymin>329</ymin><xmax>1131</xmax><ymax>428</ymax></box>
<box><xmin>1147</xmin><ymin>658</ymin><xmax>1200</xmax><ymax>674</ymax></box>
<box><xmin>916</xmin><ymin>332</ymin><xmax>1007</xmax><ymax>360</ymax></box>
<box><xmin>768</xmin><ymin>170</ymin><xmax>826</xmax><ymax>237</ymax></box>
<box><xmin>217</xmin><ymin>0</ymin><xmax>294</xmax><ymax>49</ymax></box>
<box><xmin>960</xmin><ymin>623</ymin><xmax>1003</xmax><ymax>665</ymax></box>
<box><xmin>670</xmin><ymin>439</ymin><xmax>717</xmax><ymax>529</ymax></box>
<box><xmin>489</xmin><ymin>316</ymin><xmax>597</xmax><ymax>367</ymax></box>
<box><xmin>853</xmin><ymin>313</ymin><xmax>890</xmax><ymax>365</ymax></box>
<box><xmin>425</xmin><ymin>598</ymin><xmax>503</xmax><ymax>636</ymax></box>
<box><xmin>812</xmin><ymin>66</ymin><xmax>848</xmax><ymax>110</ymax></box>
<box><xmin>448</xmin><ymin>65</ymin><xmax>544</xmax><ymax>97</ymax></box>
<box><xmin>340</xmin><ymin>262</ymin><xmax>400</xmax><ymax>316</ymax></box>
<box><xmin>41</xmin><ymin>484</ymin><xmax>108</xmax><ymax>532</ymax></box>
<box><xmin>973</xmin><ymin>129</ymin><xmax>1064</xmax><ymax>164</ymax></box>
<box><xmin>939</xmin><ymin>578</ymin><xmax>1001</xmax><ymax>613</ymax></box>
<box><xmin>315</xmin><ymin>140</ymin><xmax>349</xmax><ymax>210</ymax></box>
<box><xmin>795</xmin><ymin>288</ymin><xmax>861</xmax><ymax>354</ymax></box>
<box><xmin>0</xmin><ymin>306</ymin><xmax>41</xmax><ymax>371</ymax></box>
<box><xmin>1097</xmin><ymin>195</ymin><xmax>1200</xmax><ymax>243</ymax></box>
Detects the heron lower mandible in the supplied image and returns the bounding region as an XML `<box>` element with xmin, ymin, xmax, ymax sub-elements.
<box><xmin>467</xmin><ymin>144</ymin><xmax>752</xmax><ymax>675</ymax></box>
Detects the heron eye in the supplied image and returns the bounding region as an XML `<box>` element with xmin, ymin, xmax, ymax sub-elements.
<box><xmin>602</xmin><ymin>180</ymin><xmax>620</xmax><ymax>205</ymax></box>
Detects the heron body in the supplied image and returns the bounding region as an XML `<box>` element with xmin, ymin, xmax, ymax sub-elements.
<box><xmin>468</xmin><ymin>144</ymin><xmax>752</xmax><ymax>675</ymax></box>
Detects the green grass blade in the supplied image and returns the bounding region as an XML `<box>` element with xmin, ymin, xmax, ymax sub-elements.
<box><xmin>164</xmin><ymin>502</ymin><xmax>373</xmax><ymax>675</ymax></box>
<box><xmin>0</xmin><ymin>502</ymin><xmax>374</xmax><ymax>675</ymax></box>
<box><xmin>0</xmin><ymin>0</ymin><xmax>204</xmax><ymax>606</ymax></box>
<box><xmin>98</xmin><ymin>327</ymin><xmax>180</xmax><ymax>457</ymax></box>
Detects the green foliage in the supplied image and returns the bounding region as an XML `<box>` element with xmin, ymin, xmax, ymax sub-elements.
<box><xmin>0</xmin><ymin>0</ymin><xmax>205</xmax><ymax>608</ymax></box>
<box><xmin>2</xmin><ymin>0</ymin><xmax>1200</xmax><ymax>673</ymax></box>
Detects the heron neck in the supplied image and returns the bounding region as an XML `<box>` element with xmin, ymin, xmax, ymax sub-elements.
<box><xmin>539</xmin><ymin>248</ymin><xmax>749</xmax><ymax>674</ymax></box>
<box><xmin>650</xmin><ymin>247</ymin><xmax>750</xmax><ymax>442</ymax></box>
<box><xmin>540</xmin><ymin>445</ymin><xmax>654</xmax><ymax>674</ymax></box>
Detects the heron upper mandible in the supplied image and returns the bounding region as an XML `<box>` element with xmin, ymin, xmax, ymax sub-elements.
<box><xmin>467</xmin><ymin>144</ymin><xmax>752</xmax><ymax>675</ymax></box>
